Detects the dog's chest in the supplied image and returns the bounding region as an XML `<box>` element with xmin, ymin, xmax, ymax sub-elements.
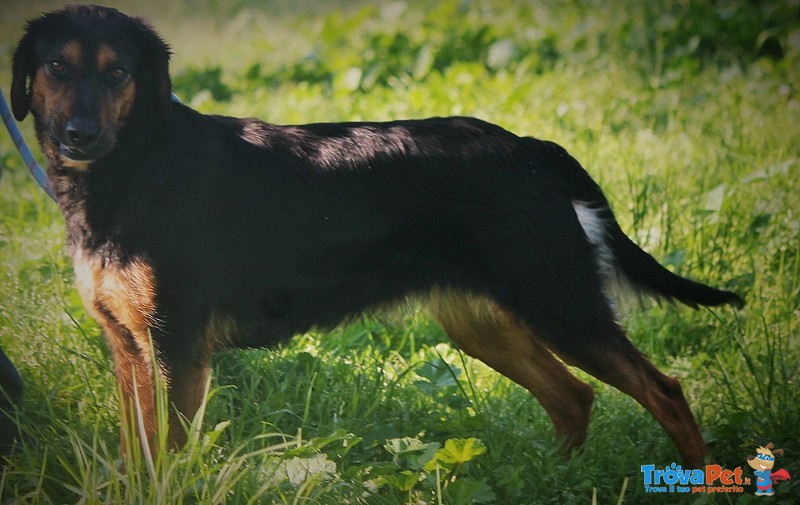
<box><xmin>72</xmin><ymin>247</ymin><xmax>158</xmax><ymax>341</ymax></box>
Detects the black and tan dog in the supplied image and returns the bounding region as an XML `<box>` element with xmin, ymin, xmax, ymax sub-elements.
<box><xmin>11</xmin><ymin>4</ymin><xmax>742</xmax><ymax>467</ymax></box>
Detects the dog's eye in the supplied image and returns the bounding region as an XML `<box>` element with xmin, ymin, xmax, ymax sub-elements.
<box><xmin>107</xmin><ymin>68</ymin><xmax>128</xmax><ymax>83</ymax></box>
<box><xmin>48</xmin><ymin>61</ymin><xmax>67</xmax><ymax>75</ymax></box>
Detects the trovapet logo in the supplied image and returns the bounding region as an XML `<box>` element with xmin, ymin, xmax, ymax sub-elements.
<box><xmin>746</xmin><ymin>443</ymin><xmax>791</xmax><ymax>496</ymax></box>
<box><xmin>641</xmin><ymin>442</ymin><xmax>792</xmax><ymax>497</ymax></box>
<box><xmin>640</xmin><ymin>463</ymin><xmax>748</xmax><ymax>495</ymax></box>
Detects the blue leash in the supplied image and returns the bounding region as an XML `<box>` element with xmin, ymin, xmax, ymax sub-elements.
<box><xmin>0</xmin><ymin>88</ymin><xmax>180</xmax><ymax>202</ymax></box>
<box><xmin>0</xmin><ymin>87</ymin><xmax>56</xmax><ymax>201</ymax></box>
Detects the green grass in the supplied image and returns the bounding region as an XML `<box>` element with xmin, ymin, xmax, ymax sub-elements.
<box><xmin>1</xmin><ymin>0</ymin><xmax>799</xmax><ymax>503</ymax></box>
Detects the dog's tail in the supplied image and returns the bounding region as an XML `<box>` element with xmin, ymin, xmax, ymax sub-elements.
<box><xmin>558</xmin><ymin>143</ymin><xmax>744</xmax><ymax>309</ymax></box>
<box><xmin>598</xmin><ymin>209</ymin><xmax>742</xmax><ymax>308</ymax></box>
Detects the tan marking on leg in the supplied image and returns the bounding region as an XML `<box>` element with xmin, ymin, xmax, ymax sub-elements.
<box><xmin>428</xmin><ymin>288</ymin><xmax>595</xmax><ymax>455</ymax></box>
<box><xmin>110</xmin><ymin>330</ymin><xmax>159</xmax><ymax>459</ymax></box>
<box><xmin>73</xmin><ymin>248</ymin><xmax>163</xmax><ymax>455</ymax></box>
<box><xmin>74</xmin><ymin>249</ymin><xmax>159</xmax><ymax>335</ymax></box>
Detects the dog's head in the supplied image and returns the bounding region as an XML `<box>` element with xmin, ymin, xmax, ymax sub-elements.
<box><xmin>11</xmin><ymin>4</ymin><xmax>172</xmax><ymax>165</ymax></box>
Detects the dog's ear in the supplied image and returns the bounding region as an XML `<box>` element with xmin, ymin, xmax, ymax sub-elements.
<box><xmin>11</xmin><ymin>28</ymin><xmax>35</xmax><ymax>121</ymax></box>
<box><xmin>132</xmin><ymin>18</ymin><xmax>172</xmax><ymax>118</ymax></box>
<box><xmin>773</xmin><ymin>448</ymin><xmax>784</xmax><ymax>456</ymax></box>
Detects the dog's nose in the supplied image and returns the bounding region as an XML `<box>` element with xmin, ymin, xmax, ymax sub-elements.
<box><xmin>65</xmin><ymin>119</ymin><xmax>100</xmax><ymax>148</ymax></box>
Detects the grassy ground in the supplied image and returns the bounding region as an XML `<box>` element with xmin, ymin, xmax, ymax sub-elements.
<box><xmin>1</xmin><ymin>0</ymin><xmax>799</xmax><ymax>503</ymax></box>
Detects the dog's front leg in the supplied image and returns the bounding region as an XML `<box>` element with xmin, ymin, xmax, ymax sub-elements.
<box><xmin>101</xmin><ymin>324</ymin><xmax>162</xmax><ymax>460</ymax></box>
<box><xmin>163</xmin><ymin>360</ymin><xmax>211</xmax><ymax>449</ymax></box>
<box><xmin>73</xmin><ymin>251</ymin><xmax>170</xmax><ymax>458</ymax></box>
<box><xmin>106</xmin><ymin>326</ymin><xmax>211</xmax><ymax>457</ymax></box>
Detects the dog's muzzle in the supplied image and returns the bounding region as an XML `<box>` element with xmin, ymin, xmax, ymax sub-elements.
<box><xmin>56</xmin><ymin>118</ymin><xmax>111</xmax><ymax>162</ymax></box>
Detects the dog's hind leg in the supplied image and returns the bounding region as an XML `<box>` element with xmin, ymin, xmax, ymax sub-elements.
<box><xmin>548</xmin><ymin>320</ymin><xmax>709</xmax><ymax>468</ymax></box>
<box><xmin>428</xmin><ymin>289</ymin><xmax>595</xmax><ymax>455</ymax></box>
<box><xmin>466</xmin><ymin>206</ymin><xmax>707</xmax><ymax>466</ymax></box>
<box><xmin>489</xmin><ymin>263</ymin><xmax>708</xmax><ymax>467</ymax></box>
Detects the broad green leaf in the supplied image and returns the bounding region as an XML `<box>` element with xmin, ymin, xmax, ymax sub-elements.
<box><xmin>282</xmin><ymin>454</ymin><xmax>337</xmax><ymax>486</ymax></box>
<box><xmin>414</xmin><ymin>358</ymin><xmax>461</xmax><ymax>390</ymax></box>
<box><xmin>384</xmin><ymin>437</ymin><xmax>441</xmax><ymax>470</ymax></box>
<box><xmin>444</xmin><ymin>477</ymin><xmax>496</xmax><ymax>505</ymax></box>
<box><xmin>382</xmin><ymin>470</ymin><xmax>418</xmax><ymax>491</ymax></box>
<box><xmin>425</xmin><ymin>438</ymin><xmax>486</xmax><ymax>470</ymax></box>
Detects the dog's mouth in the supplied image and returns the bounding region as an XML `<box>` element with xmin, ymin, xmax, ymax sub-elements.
<box><xmin>52</xmin><ymin>132</ymin><xmax>114</xmax><ymax>165</ymax></box>
<box><xmin>58</xmin><ymin>143</ymin><xmax>96</xmax><ymax>162</ymax></box>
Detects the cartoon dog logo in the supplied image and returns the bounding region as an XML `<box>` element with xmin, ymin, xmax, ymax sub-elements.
<box><xmin>747</xmin><ymin>443</ymin><xmax>791</xmax><ymax>496</ymax></box>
